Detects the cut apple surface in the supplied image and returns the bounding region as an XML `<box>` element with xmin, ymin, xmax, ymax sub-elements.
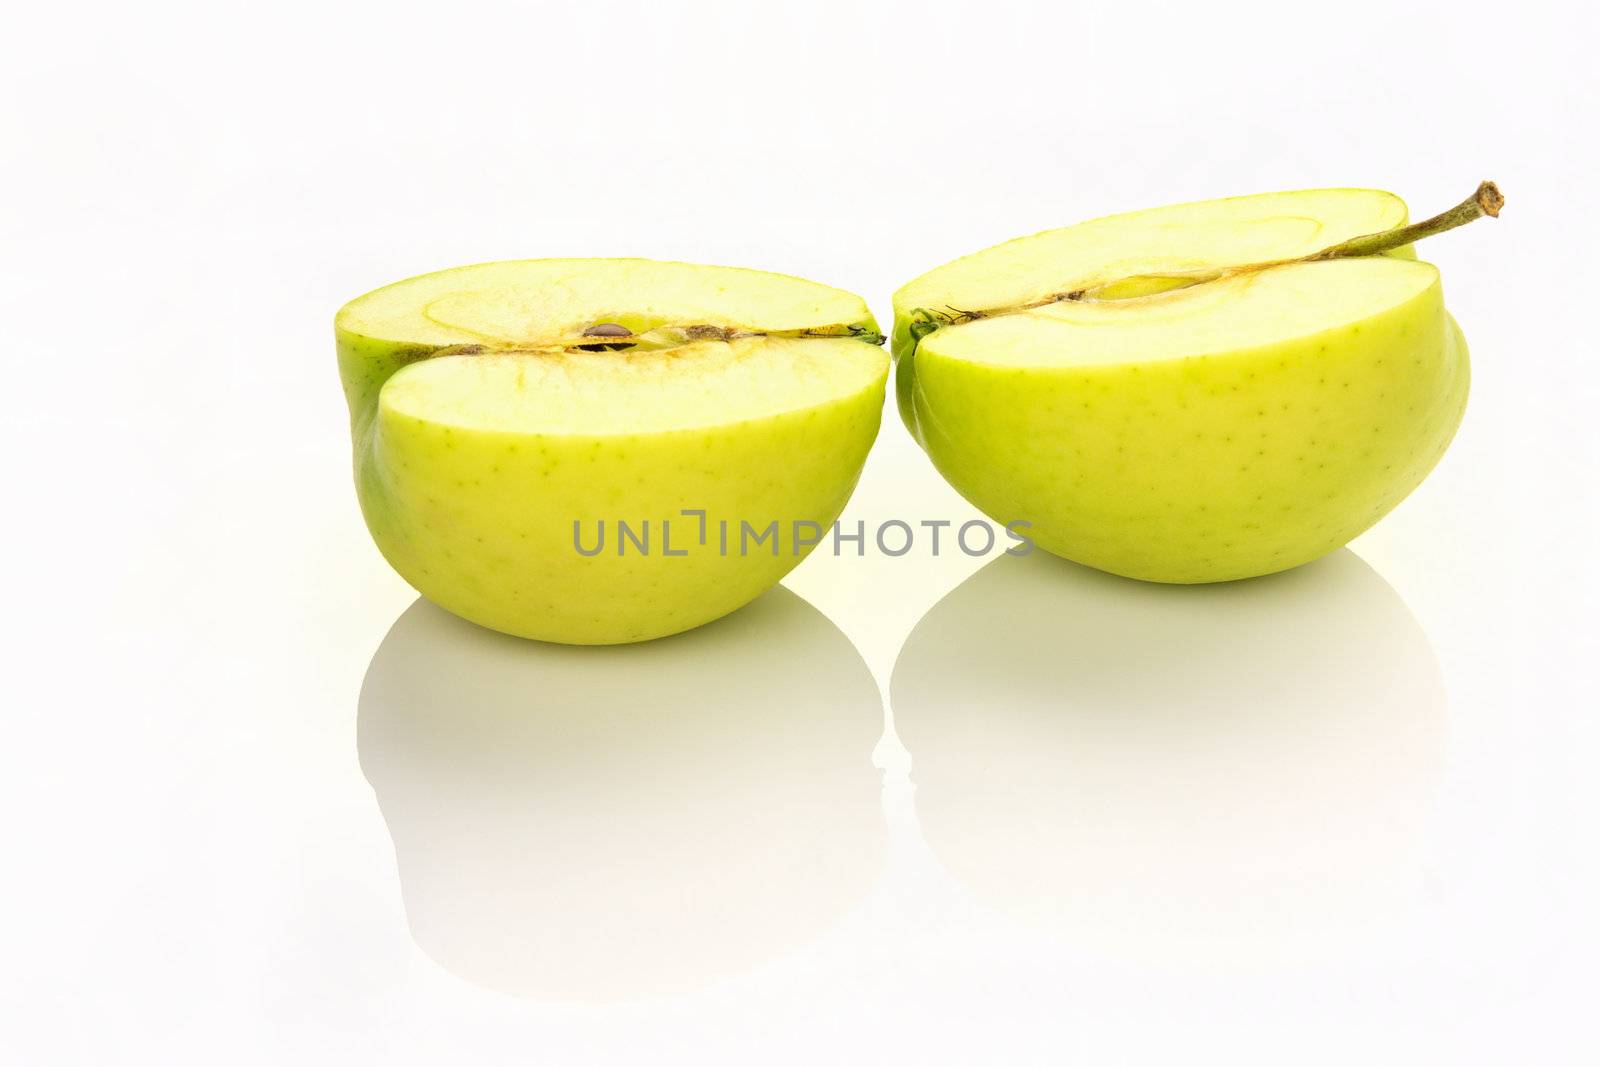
<box><xmin>378</xmin><ymin>335</ymin><xmax>884</xmax><ymax>436</ymax></box>
<box><xmin>342</xmin><ymin>257</ymin><xmax>875</xmax><ymax>348</ymax></box>
<box><xmin>920</xmin><ymin>256</ymin><xmax>1438</xmax><ymax>368</ymax></box>
<box><xmin>892</xmin><ymin>187</ymin><xmax>1486</xmax><ymax>584</ymax></box>
<box><xmin>895</xmin><ymin>188</ymin><xmax>1408</xmax><ymax>332</ymax></box>
<box><xmin>337</xmin><ymin>259</ymin><xmax>888</xmax><ymax>644</ymax></box>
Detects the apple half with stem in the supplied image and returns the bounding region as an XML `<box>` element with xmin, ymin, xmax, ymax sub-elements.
<box><xmin>337</xmin><ymin>259</ymin><xmax>887</xmax><ymax>644</ymax></box>
<box><xmin>893</xmin><ymin>183</ymin><xmax>1502</xmax><ymax>583</ymax></box>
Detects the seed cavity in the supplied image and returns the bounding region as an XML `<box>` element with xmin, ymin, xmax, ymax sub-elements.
<box><xmin>424</xmin><ymin>321</ymin><xmax>883</xmax><ymax>361</ymax></box>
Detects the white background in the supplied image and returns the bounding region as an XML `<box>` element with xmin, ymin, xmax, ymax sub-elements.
<box><xmin>3</xmin><ymin>1</ymin><xmax>1597</xmax><ymax>1063</ymax></box>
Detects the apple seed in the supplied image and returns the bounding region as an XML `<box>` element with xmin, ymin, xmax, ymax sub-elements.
<box><xmin>578</xmin><ymin>322</ymin><xmax>636</xmax><ymax>352</ymax></box>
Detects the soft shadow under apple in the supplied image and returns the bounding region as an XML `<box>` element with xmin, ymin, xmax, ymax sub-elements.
<box><xmin>358</xmin><ymin>588</ymin><xmax>885</xmax><ymax>1001</ymax></box>
<box><xmin>890</xmin><ymin>549</ymin><xmax>1447</xmax><ymax>966</ymax></box>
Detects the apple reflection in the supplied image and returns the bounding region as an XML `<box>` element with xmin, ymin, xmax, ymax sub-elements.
<box><xmin>358</xmin><ymin>588</ymin><xmax>885</xmax><ymax>1000</ymax></box>
<box><xmin>891</xmin><ymin>549</ymin><xmax>1446</xmax><ymax>966</ymax></box>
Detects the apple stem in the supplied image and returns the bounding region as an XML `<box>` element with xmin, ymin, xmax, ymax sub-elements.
<box><xmin>1058</xmin><ymin>182</ymin><xmax>1506</xmax><ymax>303</ymax></box>
<box><xmin>1299</xmin><ymin>180</ymin><xmax>1503</xmax><ymax>263</ymax></box>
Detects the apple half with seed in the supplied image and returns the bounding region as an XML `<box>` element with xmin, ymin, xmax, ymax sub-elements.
<box><xmin>337</xmin><ymin>259</ymin><xmax>887</xmax><ymax>644</ymax></box>
<box><xmin>893</xmin><ymin>183</ymin><xmax>1501</xmax><ymax>583</ymax></box>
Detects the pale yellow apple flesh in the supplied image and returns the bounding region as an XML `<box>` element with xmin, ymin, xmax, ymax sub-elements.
<box><xmin>892</xmin><ymin>189</ymin><xmax>1475</xmax><ymax>583</ymax></box>
<box><xmin>338</xmin><ymin>259</ymin><xmax>887</xmax><ymax>644</ymax></box>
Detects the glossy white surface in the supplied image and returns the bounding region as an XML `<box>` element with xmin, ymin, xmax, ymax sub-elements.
<box><xmin>3</xmin><ymin>1</ymin><xmax>1596</xmax><ymax>1063</ymax></box>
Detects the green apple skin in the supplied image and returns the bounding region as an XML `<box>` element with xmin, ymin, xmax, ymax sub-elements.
<box><xmin>895</xmin><ymin>278</ymin><xmax>1468</xmax><ymax>583</ymax></box>
<box><xmin>338</xmin><ymin>333</ymin><xmax>885</xmax><ymax>645</ymax></box>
